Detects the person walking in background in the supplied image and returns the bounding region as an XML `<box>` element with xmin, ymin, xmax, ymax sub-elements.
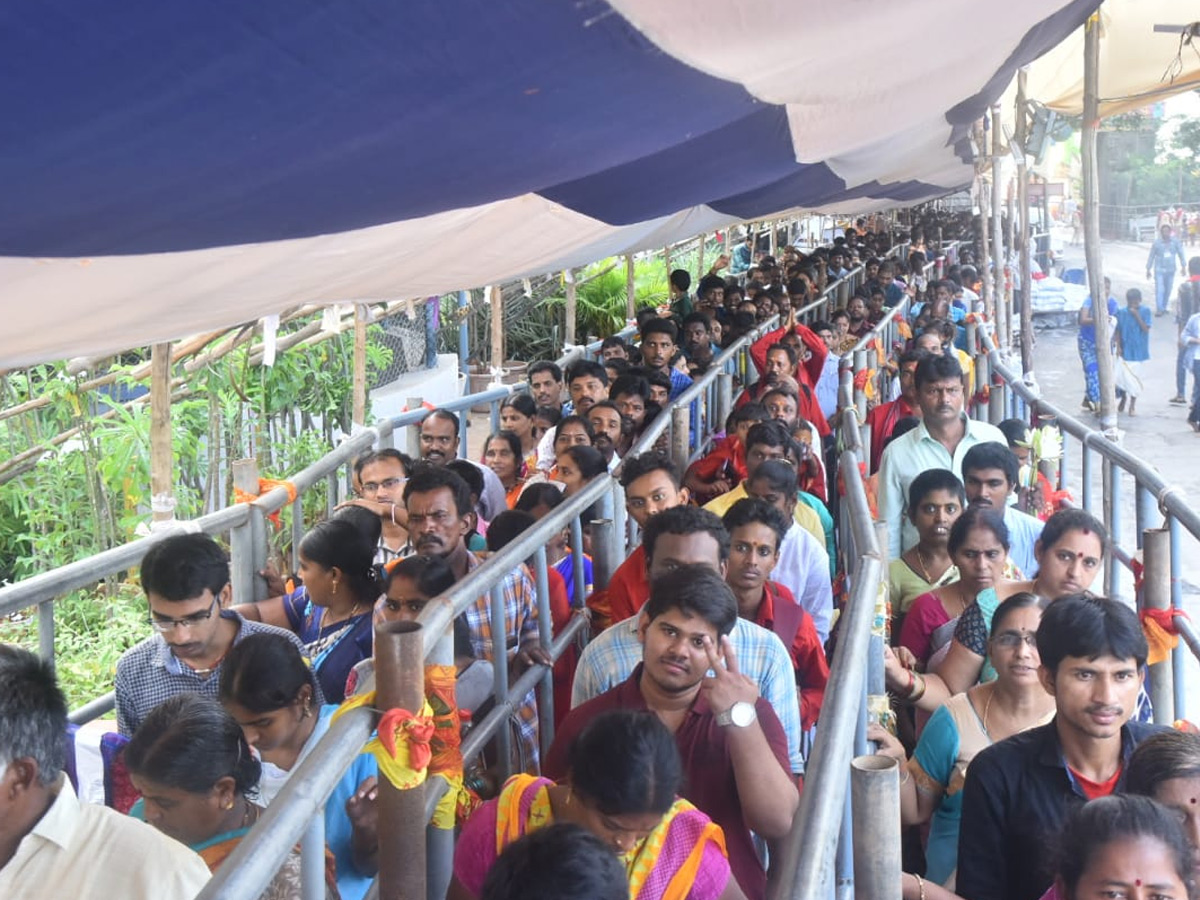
<box><xmin>1113</xmin><ymin>288</ymin><xmax>1150</xmax><ymax>416</ymax></box>
<box><xmin>1171</xmin><ymin>257</ymin><xmax>1200</xmax><ymax>405</ymax></box>
<box><xmin>1147</xmin><ymin>223</ymin><xmax>1187</xmax><ymax>317</ymax></box>
<box><xmin>1076</xmin><ymin>277</ymin><xmax>1117</xmax><ymax>413</ymax></box>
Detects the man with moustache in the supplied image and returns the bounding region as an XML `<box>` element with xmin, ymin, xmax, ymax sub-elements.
<box><xmin>586</xmin><ymin>400</ymin><xmax>623</xmax><ymax>472</ymax></box>
<box><xmin>115</xmin><ymin>534</ymin><xmax>309</xmax><ymax>736</ymax></box>
<box><xmin>957</xmin><ymin>595</ymin><xmax>1160</xmax><ymax>900</ymax></box>
<box><xmin>417</xmin><ymin>409</ymin><xmax>507</xmax><ymax>521</ymax></box>
<box><xmin>402</xmin><ymin>465</ymin><xmax>551</xmax><ymax>766</ymax></box>
<box><xmin>878</xmin><ymin>354</ymin><xmax>1006</xmax><ymax>559</ymax></box>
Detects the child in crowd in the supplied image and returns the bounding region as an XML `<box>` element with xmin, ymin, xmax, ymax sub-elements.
<box><xmin>1114</xmin><ymin>287</ymin><xmax>1150</xmax><ymax>415</ymax></box>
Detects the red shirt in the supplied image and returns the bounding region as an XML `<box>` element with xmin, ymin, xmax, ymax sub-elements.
<box><xmin>753</xmin><ymin>581</ymin><xmax>829</xmax><ymax>730</ymax></box>
<box><xmin>687</xmin><ymin>435</ymin><xmax>748</xmax><ymax>501</ymax></box>
<box><xmin>1070</xmin><ymin>765</ymin><xmax>1123</xmax><ymax>800</ymax></box>
<box><xmin>864</xmin><ymin>396</ymin><xmax>916</xmax><ymax>473</ymax></box>
<box><xmin>544</xmin><ymin>665</ymin><xmax>791</xmax><ymax>900</ymax></box>
<box><xmin>546</xmin><ymin>567</ymin><xmax>577</xmax><ymax>725</ymax></box>
<box><xmin>604</xmin><ymin>545</ymin><xmax>649</xmax><ymax>625</ymax></box>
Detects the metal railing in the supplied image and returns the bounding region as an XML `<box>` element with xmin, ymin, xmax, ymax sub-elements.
<box><xmin>0</xmin><ymin>327</ymin><xmax>633</xmax><ymax>724</ymax></box>
<box><xmin>194</xmin><ymin>314</ymin><xmax>783</xmax><ymax>900</ymax></box>
<box><xmin>974</xmin><ymin>329</ymin><xmax>1200</xmax><ymax>723</ymax></box>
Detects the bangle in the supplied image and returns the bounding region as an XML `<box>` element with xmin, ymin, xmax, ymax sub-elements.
<box><xmin>908</xmin><ymin>672</ymin><xmax>926</xmax><ymax>703</ymax></box>
<box><xmin>903</xmin><ymin>668</ymin><xmax>915</xmax><ymax>696</ymax></box>
<box><xmin>914</xmin><ymin>873</ymin><xmax>926</xmax><ymax>900</ymax></box>
<box><xmin>899</xmin><ymin>765</ymin><xmax>911</xmax><ymax>786</ymax></box>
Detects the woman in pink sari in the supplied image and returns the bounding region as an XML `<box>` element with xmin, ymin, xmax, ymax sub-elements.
<box><xmin>449</xmin><ymin>709</ymin><xmax>742</xmax><ymax>900</ymax></box>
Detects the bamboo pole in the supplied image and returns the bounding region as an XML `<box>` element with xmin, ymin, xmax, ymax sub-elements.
<box><xmin>1082</xmin><ymin>12</ymin><xmax>1117</xmax><ymax>432</ymax></box>
<box><xmin>149</xmin><ymin>342</ymin><xmax>174</xmax><ymax>523</ymax></box>
<box><xmin>697</xmin><ymin>235</ymin><xmax>706</xmax><ymax>283</ymax></box>
<box><xmin>977</xmin><ymin>169</ymin><xmax>994</xmax><ymax>317</ymax></box>
<box><xmin>991</xmin><ymin>104</ymin><xmax>1005</xmax><ymax>324</ymax></box>
<box><xmin>352</xmin><ymin>304</ymin><xmax>368</xmax><ymax>427</ymax></box>
<box><xmin>564</xmin><ymin>268</ymin><xmax>578</xmax><ymax>347</ymax></box>
<box><xmin>1016</xmin><ymin>70</ymin><xmax>1035</xmax><ymax>375</ymax></box>
<box><xmin>625</xmin><ymin>254</ymin><xmax>636</xmax><ymax>319</ymax></box>
<box><xmin>490</xmin><ymin>285</ymin><xmax>505</xmax><ymax>371</ymax></box>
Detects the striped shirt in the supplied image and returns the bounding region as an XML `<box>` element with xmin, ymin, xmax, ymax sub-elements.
<box><xmin>570</xmin><ymin>614</ymin><xmax>805</xmax><ymax>774</ymax></box>
<box><xmin>460</xmin><ymin>552</ymin><xmax>543</xmax><ymax>770</ymax></box>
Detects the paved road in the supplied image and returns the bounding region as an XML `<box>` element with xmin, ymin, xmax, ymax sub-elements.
<box><xmin>1030</xmin><ymin>237</ymin><xmax>1200</xmax><ymax>719</ymax></box>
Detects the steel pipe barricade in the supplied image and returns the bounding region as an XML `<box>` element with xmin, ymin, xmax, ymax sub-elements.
<box><xmin>773</xmin><ymin>446</ymin><xmax>883</xmax><ymax>900</ymax></box>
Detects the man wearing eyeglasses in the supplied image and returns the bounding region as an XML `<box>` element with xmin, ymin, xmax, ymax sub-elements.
<box><xmin>114</xmin><ymin>533</ymin><xmax>311</xmax><ymax>736</ymax></box>
<box><xmin>340</xmin><ymin>449</ymin><xmax>411</xmax><ymax>565</ymax></box>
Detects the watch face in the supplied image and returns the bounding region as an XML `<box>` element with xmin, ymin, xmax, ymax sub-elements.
<box><xmin>731</xmin><ymin>701</ymin><xmax>756</xmax><ymax>727</ymax></box>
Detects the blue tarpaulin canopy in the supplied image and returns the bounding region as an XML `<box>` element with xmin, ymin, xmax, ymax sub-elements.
<box><xmin>0</xmin><ymin>0</ymin><xmax>1100</xmax><ymax>365</ymax></box>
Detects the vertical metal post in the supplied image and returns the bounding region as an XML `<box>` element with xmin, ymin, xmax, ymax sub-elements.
<box><xmin>300</xmin><ymin>812</ymin><xmax>326</xmax><ymax>900</ymax></box>
<box><xmin>670</xmin><ymin>406</ymin><xmax>690</xmax><ymax>472</ymax></box>
<box><xmin>1081</xmin><ymin>445</ymin><xmax>1093</xmax><ymax>514</ymax></box>
<box><xmin>37</xmin><ymin>599</ymin><xmax>55</xmax><ymax>666</ymax></box>
<box><xmin>489</xmin><ymin>585</ymin><xmax>513</xmax><ymax>778</ymax></box>
<box><xmin>1105</xmin><ymin>461</ymin><xmax>1122</xmax><ymax>598</ymax></box>
<box><xmin>570</xmin><ymin>518</ymin><xmax>586</xmax><ymax>615</ymax></box>
<box><xmin>851</xmin><ymin>756</ymin><xmax>902</xmax><ymax>900</ymax></box>
<box><xmin>248</xmin><ymin>506</ymin><xmax>269</xmax><ymax>602</ymax></box>
<box><xmin>231</xmin><ymin>459</ymin><xmax>261</xmax><ymax>604</ymax></box>
<box><xmin>291</xmin><ymin>498</ymin><xmax>304</xmax><ymax>575</ymax></box>
<box><xmin>835</xmin><ymin>783</ymin><xmax>855</xmax><ymax>900</ymax></box>
<box><xmin>1058</xmin><ymin>433</ymin><xmax>1069</xmax><ymax>492</ymax></box>
<box><xmin>716</xmin><ymin>372</ymin><xmax>733</xmax><ymax>434</ymax></box>
<box><xmin>426</xmin><ymin>619</ymin><xmax>455</xmax><ymax>900</ymax></box>
<box><xmin>591</xmin><ymin>490</ymin><xmax>616</xmax><ymax>592</ymax></box>
<box><xmin>1143</xmin><ymin>528</ymin><xmax>1174</xmax><ymax>724</ymax></box>
<box><xmin>458</xmin><ymin>291</ymin><xmax>471</xmax><ymax>378</ymax></box>
<box><xmin>490</xmin><ymin>399</ymin><xmax>501</xmax><ymax>436</ymax></box>
<box><xmin>1136</xmin><ymin>484</ymin><xmax>1159</xmax><ymax>549</ymax></box>
<box><xmin>326</xmin><ymin>472</ymin><xmax>338</xmax><ymax>518</ymax></box>
<box><xmin>374</xmin><ymin>620</ymin><xmax>427</xmax><ymax>900</ymax></box>
<box><xmin>531</xmin><ymin>546</ymin><xmax>556</xmax><ymax>755</ymax></box>
<box><xmin>608</xmin><ymin>481</ymin><xmax>627</xmax><ymax>593</ymax></box>
<box><xmin>1170</xmin><ymin>515</ymin><xmax>1187</xmax><ymax>717</ymax></box>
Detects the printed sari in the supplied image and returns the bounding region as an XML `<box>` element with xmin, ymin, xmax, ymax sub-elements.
<box><xmin>455</xmin><ymin>774</ymin><xmax>731</xmax><ymax>900</ymax></box>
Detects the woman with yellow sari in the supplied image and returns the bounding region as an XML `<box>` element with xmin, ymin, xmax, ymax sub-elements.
<box><xmin>449</xmin><ymin>709</ymin><xmax>743</xmax><ymax>900</ymax></box>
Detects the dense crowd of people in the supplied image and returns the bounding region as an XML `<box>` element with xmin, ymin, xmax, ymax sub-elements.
<box><xmin>2</xmin><ymin>215</ymin><xmax>1191</xmax><ymax>900</ymax></box>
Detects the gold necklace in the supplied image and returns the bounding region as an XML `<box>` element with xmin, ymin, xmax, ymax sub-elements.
<box><xmin>982</xmin><ymin>685</ymin><xmax>995</xmax><ymax>737</ymax></box>
<box><xmin>914</xmin><ymin>546</ymin><xmax>934</xmax><ymax>583</ymax></box>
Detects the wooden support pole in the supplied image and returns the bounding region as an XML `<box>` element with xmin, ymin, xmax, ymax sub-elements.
<box><xmin>352</xmin><ymin>304</ymin><xmax>368</xmax><ymax>427</ymax></box>
<box><xmin>625</xmin><ymin>254</ymin><xmax>636</xmax><ymax>319</ymax></box>
<box><xmin>149</xmin><ymin>342</ymin><xmax>174</xmax><ymax>523</ymax></box>
<box><xmin>977</xmin><ymin>170</ymin><xmax>994</xmax><ymax>318</ymax></box>
<box><xmin>991</xmin><ymin>104</ymin><xmax>1005</xmax><ymax>324</ymax></box>
<box><xmin>564</xmin><ymin>269</ymin><xmax>578</xmax><ymax>347</ymax></box>
<box><xmin>1082</xmin><ymin>12</ymin><xmax>1117</xmax><ymax>432</ymax></box>
<box><xmin>1017</xmin><ymin>70</ymin><xmax>1035</xmax><ymax>375</ymax></box>
<box><xmin>697</xmin><ymin>234</ymin><xmax>706</xmax><ymax>284</ymax></box>
<box><xmin>490</xmin><ymin>285</ymin><xmax>505</xmax><ymax>370</ymax></box>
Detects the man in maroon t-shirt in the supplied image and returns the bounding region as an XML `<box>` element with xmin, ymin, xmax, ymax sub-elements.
<box><xmin>545</xmin><ymin>565</ymin><xmax>798</xmax><ymax>900</ymax></box>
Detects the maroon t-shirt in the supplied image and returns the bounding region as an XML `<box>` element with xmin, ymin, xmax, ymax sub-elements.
<box><xmin>544</xmin><ymin>664</ymin><xmax>791</xmax><ymax>900</ymax></box>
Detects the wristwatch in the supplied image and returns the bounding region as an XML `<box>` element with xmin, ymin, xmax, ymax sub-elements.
<box><xmin>716</xmin><ymin>701</ymin><xmax>757</xmax><ymax>728</ymax></box>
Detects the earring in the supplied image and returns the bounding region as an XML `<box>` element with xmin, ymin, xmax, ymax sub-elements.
<box><xmin>223</xmin><ymin>799</ymin><xmax>234</xmax><ymax>810</ymax></box>
<box><xmin>332</xmin><ymin>578</ymin><xmax>340</xmax><ymax>594</ymax></box>
<box><xmin>302</xmin><ymin>699</ymin><xmax>312</xmax><ymax>719</ymax></box>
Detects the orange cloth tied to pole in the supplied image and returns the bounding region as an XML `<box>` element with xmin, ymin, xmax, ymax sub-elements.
<box><xmin>332</xmin><ymin>692</ymin><xmax>435</xmax><ymax>790</ymax></box>
<box><xmin>231</xmin><ymin>478</ymin><xmax>298</xmax><ymax>529</ymax></box>
<box><xmin>1140</xmin><ymin>607</ymin><xmax>1189</xmax><ymax>666</ymax></box>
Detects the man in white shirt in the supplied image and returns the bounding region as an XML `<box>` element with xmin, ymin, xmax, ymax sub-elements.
<box><xmin>744</xmin><ymin>459</ymin><xmax>834</xmax><ymax>644</ymax></box>
<box><xmin>878</xmin><ymin>354</ymin><xmax>1007</xmax><ymax>558</ymax></box>
<box><xmin>0</xmin><ymin>645</ymin><xmax>211</xmax><ymax>900</ymax></box>
<box><xmin>810</xmin><ymin>320</ymin><xmax>841</xmax><ymax>421</ymax></box>
<box><xmin>961</xmin><ymin>442</ymin><xmax>1044</xmax><ymax>578</ymax></box>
